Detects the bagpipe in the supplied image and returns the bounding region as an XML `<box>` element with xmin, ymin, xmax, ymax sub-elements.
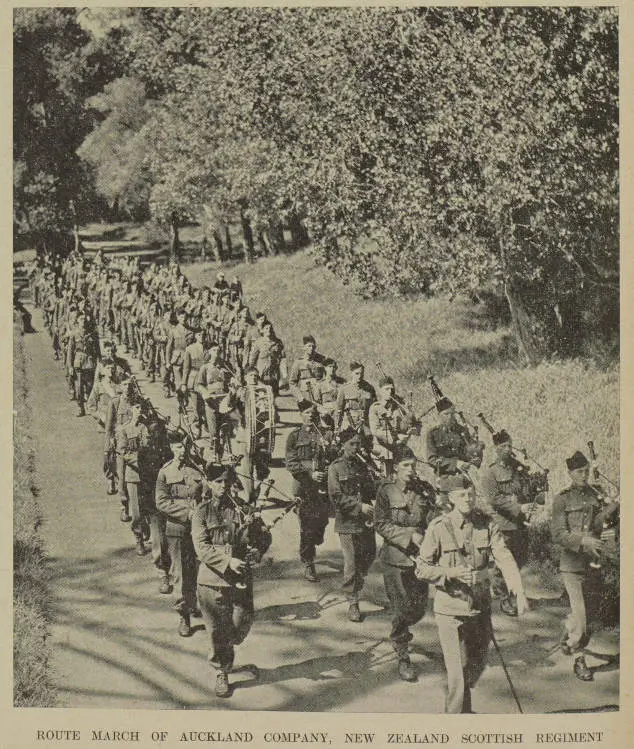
<box><xmin>375</xmin><ymin>362</ymin><xmax>422</xmax><ymax>436</ymax></box>
<box><xmin>429</xmin><ymin>375</ymin><xmax>485</xmax><ymax>467</ymax></box>
<box><xmin>587</xmin><ymin>440</ymin><xmax>620</xmax><ymax>569</ymax></box>
<box><xmin>477</xmin><ymin>412</ymin><xmax>549</xmax><ymax>503</ymax></box>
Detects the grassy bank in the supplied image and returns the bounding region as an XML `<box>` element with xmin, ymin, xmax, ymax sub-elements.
<box><xmin>13</xmin><ymin>324</ymin><xmax>56</xmax><ymax>707</ymax></box>
<box><xmin>187</xmin><ymin>250</ymin><xmax>619</xmax><ymax>496</ymax></box>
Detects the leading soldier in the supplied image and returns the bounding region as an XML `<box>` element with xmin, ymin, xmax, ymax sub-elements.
<box><xmin>285</xmin><ymin>399</ymin><xmax>333</xmax><ymax>582</ymax></box>
<box><xmin>551</xmin><ymin>451</ymin><xmax>619</xmax><ymax>681</ymax></box>
<box><xmin>416</xmin><ymin>475</ymin><xmax>528</xmax><ymax>713</ymax></box>
<box><xmin>374</xmin><ymin>445</ymin><xmax>436</xmax><ymax>682</ymax></box>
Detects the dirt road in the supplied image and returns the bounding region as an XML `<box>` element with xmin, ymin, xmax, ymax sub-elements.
<box><xmin>23</xmin><ymin>307</ymin><xmax>619</xmax><ymax>713</ymax></box>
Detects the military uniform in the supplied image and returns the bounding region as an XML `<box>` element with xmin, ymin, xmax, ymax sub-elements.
<box><xmin>314</xmin><ymin>375</ymin><xmax>341</xmax><ymax>422</ymax></box>
<box><xmin>375</xmin><ymin>476</ymin><xmax>435</xmax><ymax>657</ymax></box>
<box><xmin>479</xmin><ymin>457</ymin><xmax>530</xmax><ymax>606</ymax></box>
<box><xmin>327</xmin><ymin>453</ymin><xmax>376</xmax><ymax>605</ymax></box>
<box><xmin>192</xmin><ymin>495</ymin><xmax>272</xmax><ymax>676</ymax></box>
<box><xmin>426</xmin><ymin>422</ymin><xmax>474</xmax><ymax>477</ymax></box>
<box><xmin>68</xmin><ymin>323</ymin><xmax>99</xmax><ymax>415</ymax></box>
<box><xmin>336</xmin><ymin>380</ymin><xmax>376</xmax><ymax>433</ymax></box>
<box><xmin>416</xmin><ymin>509</ymin><xmax>522</xmax><ymax>713</ymax></box>
<box><xmin>369</xmin><ymin>400</ymin><xmax>410</xmax><ymax>474</ymax></box>
<box><xmin>285</xmin><ymin>423</ymin><xmax>331</xmax><ymax>572</ymax></box>
<box><xmin>249</xmin><ymin>335</ymin><xmax>286</xmax><ymax>396</ymax></box>
<box><xmin>197</xmin><ymin>361</ymin><xmax>229</xmax><ymax>451</ymax></box>
<box><xmin>289</xmin><ymin>354</ymin><xmax>325</xmax><ymax>401</ymax></box>
<box><xmin>551</xmin><ymin>483</ymin><xmax>618</xmax><ymax>658</ymax></box>
<box><xmin>155</xmin><ymin>457</ymin><xmax>203</xmax><ymax>623</ymax></box>
<box><xmin>117</xmin><ymin>418</ymin><xmax>150</xmax><ymax>553</ymax></box>
<box><xmin>166</xmin><ymin>321</ymin><xmax>191</xmax><ymax>391</ymax></box>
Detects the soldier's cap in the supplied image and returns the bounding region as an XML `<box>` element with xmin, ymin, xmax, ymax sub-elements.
<box><xmin>566</xmin><ymin>451</ymin><xmax>589</xmax><ymax>471</ymax></box>
<box><xmin>378</xmin><ymin>376</ymin><xmax>394</xmax><ymax>388</ymax></box>
<box><xmin>437</xmin><ymin>473</ymin><xmax>472</xmax><ymax>493</ymax></box>
<box><xmin>349</xmin><ymin>361</ymin><xmax>363</xmax><ymax>372</ymax></box>
<box><xmin>168</xmin><ymin>429</ymin><xmax>187</xmax><ymax>444</ymax></box>
<box><xmin>436</xmin><ymin>396</ymin><xmax>454</xmax><ymax>413</ymax></box>
<box><xmin>393</xmin><ymin>445</ymin><xmax>416</xmax><ymax>464</ymax></box>
<box><xmin>206</xmin><ymin>463</ymin><xmax>231</xmax><ymax>482</ymax></box>
<box><xmin>323</xmin><ymin>357</ymin><xmax>336</xmax><ymax>368</ymax></box>
<box><xmin>492</xmin><ymin>429</ymin><xmax>511</xmax><ymax>446</ymax></box>
<box><xmin>297</xmin><ymin>399</ymin><xmax>316</xmax><ymax>413</ymax></box>
<box><xmin>303</xmin><ymin>335</ymin><xmax>316</xmax><ymax>345</ymax></box>
<box><xmin>339</xmin><ymin>426</ymin><xmax>360</xmax><ymax>444</ymax></box>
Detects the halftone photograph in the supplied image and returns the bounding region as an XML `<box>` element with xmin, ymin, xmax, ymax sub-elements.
<box><xmin>13</xmin><ymin>7</ymin><xmax>619</xmax><ymax>715</ymax></box>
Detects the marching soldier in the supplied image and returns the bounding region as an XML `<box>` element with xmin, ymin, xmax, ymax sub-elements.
<box><xmin>166</xmin><ymin>308</ymin><xmax>191</xmax><ymax>396</ymax></box>
<box><xmin>479</xmin><ymin>429</ymin><xmax>542</xmax><ymax>616</ymax></box>
<box><xmin>374</xmin><ymin>445</ymin><xmax>436</xmax><ymax>681</ymax></box>
<box><xmin>551</xmin><ymin>451</ymin><xmax>619</xmax><ymax>681</ymax></box>
<box><xmin>416</xmin><ymin>475</ymin><xmax>528</xmax><ymax>713</ymax></box>
<box><xmin>335</xmin><ymin>361</ymin><xmax>376</xmax><ymax>435</ymax></box>
<box><xmin>369</xmin><ymin>376</ymin><xmax>416</xmax><ymax>476</ymax></box>
<box><xmin>313</xmin><ymin>358</ymin><xmax>342</xmax><ymax>427</ymax></box>
<box><xmin>248</xmin><ymin>321</ymin><xmax>287</xmax><ymax>396</ymax></box>
<box><xmin>105</xmin><ymin>380</ymin><xmax>137</xmax><ymax>514</ymax></box>
<box><xmin>68</xmin><ymin>311</ymin><xmax>100</xmax><ymax>417</ymax></box>
<box><xmin>116</xmin><ymin>399</ymin><xmax>151</xmax><ymax>556</ymax></box>
<box><xmin>426</xmin><ymin>397</ymin><xmax>482</xmax><ymax>477</ymax></box>
<box><xmin>328</xmin><ymin>427</ymin><xmax>377</xmax><ymax>622</ymax></box>
<box><xmin>155</xmin><ymin>431</ymin><xmax>203</xmax><ymax>637</ymax></box>
<box><xmin>289</xmin><ymin>335</ymin><xmax>325</xmax><ymax>402</ymax></box>
<box><xmin>196</xmin><ymin>343</ymin><xmax>230</xmax><ymax>453</ymax></box>
<box><xmin>192</xmin><ymin>464</ymin><xmax>272</xmax><ymax>698</ymax></box>
<box><xmin>285</xmin><ymin>400</ymin><xmax>333</xmax><ymax>582</ymax></box>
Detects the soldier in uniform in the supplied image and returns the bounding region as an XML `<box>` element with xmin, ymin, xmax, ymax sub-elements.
<box><xmin>289</xmin><ymin>335</ymin><xmax>326</xmax><ymax>403</ymax></box>
<box><xmin>551</xmin><ymin>451</ymin><xmax>619</xmax><ymax>681</ymax></box>
<box><xmin>192</xmin><ymin>464</ymin><xmax>272</xmax><ymax>698</ymax></box>
<box><xmin>327</xmin><ymin>427</ymin><xmax>377</xmax><ymax>622</ymax></box>
<box><xmin>313</xmin><ymin>358</ymin><xmax>342</xmax><ymax>428</ymax></box>
<box><xmin>416</xmin><ymin>475</ymin><xmax>528</xmax><ymax>713</ymax></box>
<box><xmin>248</xmin><ymin>321</ymin><xmax>287</xmax><ymax>396</ymax></box>
<box><xmin>155</xmin><ymin>431</ymin><xmax>204</xmax><ymax>637</ymax></box>
<box><xmin>196</xmin><ymin>343</ymin><xmax>230</xmax><ymax>454</ymax></box>
<box><xmin>285</xmin><ymin>400</ymin><xmax>333</xmax><ymax>582</ymax></box>
<box><xmin>335</xmin><ymin>361</ymin><xmax>376</xmax><ymax>435</ymax></box>
<box><xmin>375</xmin><ymin>445</ymin><xmax>436</xmax><ymax>681</ymax></box>
<box><xmin>68</xmin><ymin>312</ymin><xmax>99</xmax><ymax>417</ymax></box>
<box><xmin>166</xmin><ymin>308</ymin><xmax>191</xmax><ymax>396</ymax></box>
<box><xmin>369</xmin><ymin>376</ymin><xmax>417</xmax><ymax>476</ymax></box>
<box><xmin>105</xmin><ymin>380</ymin><xmax>137</xmax><ymax>515</ymax></box>
<box><xmin>479</xmin><ymin>429</ymin><xmax>544</xmax><ymax>616</ymax></box>
<box><xmin>117</xmin><ymin>399</ymin><xmax>151</xmax><ymax>556</ymax></box>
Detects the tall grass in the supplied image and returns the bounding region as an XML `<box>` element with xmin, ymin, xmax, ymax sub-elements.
<box><xmin>13</xmin><ymin>326</ymin><xmax>56</xmax><ymax>707</ymax></box>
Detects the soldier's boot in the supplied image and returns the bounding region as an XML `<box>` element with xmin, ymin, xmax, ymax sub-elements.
<box><xmin>348</xmin><ymin>603</ymin><xmax>362</xmax><ymax>623</ymax></box>
<box><xmin>178</xmin><ymin>613</ymin><xmax>192</xmax><ymax>638</ymax></box>
<box><xmin>215</xmin><ymin>671</ymin><xmax>231</xmax><ymax>698</ymax></box>
<box><xmin>76</xmin><ymin>401</ymin><xmax>86</xmax><ymax>417</ymax></box>
<box><xmin>158</xmin><ymin>574</ymin><xmax>172</xmax><ymax>595</ymax></box>
<box><xmin>573</xmin><ymin>655</ymin><xmax>593</xmax><ymax>682</ymax></box>
<box><xmin>107</xmin><ymin>477</ymin><xmax>117</xmax><ymax>496</ymax></box>
<box><xmin>500</xmin><ymin>594</ymin><xmax>518</xmax><ymax>617</ymax></box>
<box><xmin>304</xmin><ymin>562</ymin><xmax>318</xmax><ymax>583</ymax></box>
<box><xmin>120</xmin><ymin>504</ymin><xmax>131</xmax><ymax>523</ymax></box>
<box><xmin>135</xmin><ymin>538</ymin><xmax>150</xmax><ymax>556</ymax></box>
<box><xmin>397</xmin><ymin>655</ymin><xmax>417</xmax><ymax>683</ymax></box>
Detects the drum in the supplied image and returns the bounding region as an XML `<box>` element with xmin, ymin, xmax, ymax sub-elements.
<box><xmin>244</xmin><ymin>384</ymin><xmax>276</xmax><ymax>459</ymax></box>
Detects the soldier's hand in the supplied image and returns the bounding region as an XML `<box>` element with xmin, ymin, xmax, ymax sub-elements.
<box><xmin>361</xmin><ymin>502</ymin><xmax>374</xmax><ymax>518</ymax></box>
<box><xmin>229</xmin><ymin>557</ymin><xmax>246</xmax><ymax>574</ymax></box>
<box><xmin>448</xmin><ymin>566</ymin><xmax>473</xmax><ymax>585</ymax></box>
<box><xmin>411</xmin><ymin>531</ymin><xmax>424</xmax><ymax>548</ymax></box>
<box><xmin>312</xmin><ymin>470</ymin><xmax>326</xmax><ymax>482</ymax></box>
<box><xmin>456</xmin><ymin>460</ymin><xmax>471</xmax><ymax>472</ymax></box>
<box><xmin>581</xmin><ymin>536</ymin><xmax>603</xmax><ymax>558</ymax></box>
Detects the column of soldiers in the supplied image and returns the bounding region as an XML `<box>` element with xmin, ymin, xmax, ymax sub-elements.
<box><xmin>28</xmin><ymin>250</ymin><xmax>619</xmax><ymax>711</ymax></box>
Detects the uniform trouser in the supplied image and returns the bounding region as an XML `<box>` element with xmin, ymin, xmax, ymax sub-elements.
<box><xmin>166</xmin><ymin>534</ymin><xmax>198</xmax><ymax>613</ymax></box>
<box><xmin>338</xmin><ymin>530</ymin><xmax>376</xmax><ymax>603</ymax></box>
<box><xmin>74</xmin><ymin>368</ymin><xmax>95</xmax><ymax>408</ymax></box>
<box><xmin>560</xmin><ymin>570</ymin><xmax>601</xmax><ymax>655</ymax></box>
<box><xmin>198</xmin><ymin>583</ymin><xmax>255</xmax><ymax>673</ymax></box>
<box><xmin>297</xmin><ymin>488</ymin><xmax>330</xmax><ymax>564</ymax></box>
<box><xmin>491</xmin><ymin>529</ymin><xmax>529</xmax><ymax>600</ymax></box>
<box><xmin>149</xmin><ymin>512</ymin><xmax>170</xmax><ymax>577</ymax></box>
<box><xmin>125</xmin><ymin>482</ymin><xmax>148</xmax><ymax>541</ymax></box>
<box><xmin>383</xmin><ymin>564</ymin><xmax>429</xmax><ymax>655</ymax></box>
<box><xmin>436</xmin><ymin>611</ymin><xmax>492</xmax><ymax>713</ymax></box>
<box><xmin>126</xmin><ymin>319</ymin><xmax>138</xmax><ymax>355</ymax></box>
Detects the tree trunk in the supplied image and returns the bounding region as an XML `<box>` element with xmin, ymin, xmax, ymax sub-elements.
<box><xmin>257</xmin><ymin>231</ymin><xmax>271</xmax><ymax>256</ymax></box>
<box><xmin>69</xmin><ymin>200</ymin><xmax>80</xmax><ymax>253</ymax></box>
<box><xmin>224</xmin><ymin>224</ymin><xmax>233</xmax><ymax>258</ymax></box>
<box><xmin>240</xmin><ymin>213</ymin><xmax>254</xmax><ymax>264</ymax></box>
<box><xmin>212</xmin><ymin>230</ymin><xmax>225</xmax><ymax>262</ymax></box>
<box><xmin>169</xmin><ymin>212</ymin><xmax>180</xmax><ymax>263</ymax></box>
<box><xmin>288</xmin><ymin>211</ymin><xmax>309</xmax><ymax>248</ymax></box>
<box><xmin>269</xmin><ymin>221</ymin><xmax>286</xmax><ymax>254</ymax></box>
<box><xmin>201</xmin><ymin>207</ymin><xmax>224</xmax><ymax>263</ymax></box>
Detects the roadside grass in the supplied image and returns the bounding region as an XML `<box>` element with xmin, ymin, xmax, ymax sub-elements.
<box><xmin>13</xmin><ymin>325</ymin><xmax>56</xmax><ymax>707</ymax></box>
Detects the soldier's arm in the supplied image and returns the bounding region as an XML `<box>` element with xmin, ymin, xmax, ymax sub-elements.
<box><xmin>86</xmin><ymin>381</ymin><xmax>99</xmax><ymax>415</ymax></box>
<box><xmin>335</xmin><ymin>389</ymin><xmax>345</xmax><ymax>429</ymax></box>
<box><xmin>415</xmin><ymin>523</ymin><xmax>449</xmax><ymax>585</ymax></box>
<box><xmin>284</xmin><ymin>430</ymin><xmax>310</xmax><ymax>481</ymax></box>
<box><xmin>426</xmin><ymin>429</ymin><xmax>457</xmax><ymax>474</ymax></box>
<box><xmin>480</xmin><ymin>469</ymin><xmax>525</xmax><ymax>524</ymax></box>
<box><xmin>551</xmin><ymin>493</ymin><xmax>584</xmax><ymax>553</ymax></box>
<box><xmin>191</xmin><ymin>504</ymin><xmax>231</xmax><ymax>574</ymax></box>
<box><xmin>374</xmin><ymin>485</ymin><xmax>416</xmax><ymax>552</ymax></box>
<box><xmin>289</xmin><ymin>360</ymin><xmax>301</xmax><ymax>389</ymax></box>
<box><xmin>155</xmin><ymin>471</ymin><xmax>192</xmax><ymax>524</ymax></box>
<box><xmin>182</xmin><ymin>349</ymin><xmax>192</xmax><ymax>385</ymax></box>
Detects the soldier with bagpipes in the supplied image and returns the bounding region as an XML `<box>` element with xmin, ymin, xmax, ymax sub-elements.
<box><xmin>478</xmin><ymin>422</ymin><xmax>548</xmax><ymax>617</ymax></box>
<box><xmin>191</xmin><ymin>463</ymin><xmax>272</xmax><ymax>699</ymax></box>
<box><xmin>551</xmin><ymin>449</ymin><xmax>619</xmax><ymax>682</ymax></box>
<box><xmin>374</xmin><ymin>445</ymin><xmax>436</xmax><ymax>682</ymax></box>
<box><xmin>285</xmin><ymin>399</ymin><xmax>337</xmax><ymax>582</ymax></box>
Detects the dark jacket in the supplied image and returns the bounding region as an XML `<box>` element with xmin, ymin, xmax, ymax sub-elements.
<box><xmin>327</xmin><ymin>454</ymin><xmax>375</xmax><ymax>534</ymax></box>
